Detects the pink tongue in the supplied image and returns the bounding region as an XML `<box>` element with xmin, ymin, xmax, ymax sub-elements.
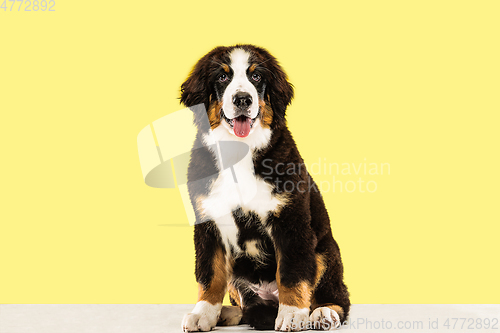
<box><xmin>233</xmin><ymin>116</ymin><xmax>251</xmax><ymax>137</ymax></box>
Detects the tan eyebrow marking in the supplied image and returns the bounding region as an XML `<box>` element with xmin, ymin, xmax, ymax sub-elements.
<box><xmin>221</xmin><ymin>64</ymin><xmax>230</xmax><ymax>73</ymax></box>
<box><xmin>249</xmin><ymin>63</ymin><xmax>258</xmax><ymax>72</ymax></box>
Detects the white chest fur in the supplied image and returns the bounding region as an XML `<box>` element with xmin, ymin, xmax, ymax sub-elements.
<box><xmin>199</xmin><ymin>124</ymin><xmax>285</xmax><ymax>251</ymax></box>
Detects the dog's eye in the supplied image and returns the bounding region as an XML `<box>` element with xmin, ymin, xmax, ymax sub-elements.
<box><xmin>251</xmin><ymin>73</ymin><xmax>261</xmax><ymax>82</ymax></box>
<box><xmin>218</xmin><ymin>74</ymin><xmax>228</xmax><ymax>83</ymax></box>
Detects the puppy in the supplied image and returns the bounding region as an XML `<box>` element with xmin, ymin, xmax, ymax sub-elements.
<box><xmin>180</xmin><ymin>44</ymin><xmax>350</xmax><ymax>332</ymax></box>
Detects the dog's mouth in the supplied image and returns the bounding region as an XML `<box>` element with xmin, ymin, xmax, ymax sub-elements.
<box><xmin>222</xmin><ymin>111</ymin><xmax>259</xmax><ymax>138</ymax></box>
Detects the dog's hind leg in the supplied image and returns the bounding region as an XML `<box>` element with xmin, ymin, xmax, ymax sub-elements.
<box><xmin>217</xmin><ymin>306</ymin><xmax>243</xmax><ymax>326</ymax></box>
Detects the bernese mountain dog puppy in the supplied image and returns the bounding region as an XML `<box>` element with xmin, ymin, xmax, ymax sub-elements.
<box><xmin>180</xmin><ymin>44</ymin><xmax>350</xmax><ymax>332</ymax></box>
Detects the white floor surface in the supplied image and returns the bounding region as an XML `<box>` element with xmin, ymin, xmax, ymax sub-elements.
<box><xmin>0</xmin><ymin>304</ymin><xmax>498</xmax><ymax>333</ymax></box>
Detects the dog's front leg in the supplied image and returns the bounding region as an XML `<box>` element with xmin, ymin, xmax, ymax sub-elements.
<box><xmin>271</xmin><ymin>223</ymin><xmax>317</xmax><ymax>332</ymax></box>
<box><xmin>182</xmin><ymin>223</ymin><xmax>228</xmax><ymax>332</ymax></box>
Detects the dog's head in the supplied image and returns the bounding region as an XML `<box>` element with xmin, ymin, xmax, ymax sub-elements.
<box><xmin>180</xmin><ymin>45</ymin><xmax>294</xmax><ymax>138</ymax></box>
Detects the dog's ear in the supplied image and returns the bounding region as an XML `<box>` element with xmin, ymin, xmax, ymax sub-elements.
<box><xmin>266</xmin><ymin>59</ymin><xmax>294</xmax><ymax>124</ymax></box>
<box><xmin>180</xmin><ymin>54</ymin><xmax>211</xmax><ymax>110</ymax></box>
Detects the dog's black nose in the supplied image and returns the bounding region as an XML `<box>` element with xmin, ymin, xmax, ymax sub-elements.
<box><xmin>232</xmin><ymin>92</ymin><xmax>252</xmax><ymax>110</ymax></box>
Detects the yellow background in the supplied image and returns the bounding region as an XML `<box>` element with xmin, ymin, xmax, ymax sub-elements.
<box><xmin>1</xmin><ymin>0</ymin><xmax>499</xmax><ymax>304</ymax></box>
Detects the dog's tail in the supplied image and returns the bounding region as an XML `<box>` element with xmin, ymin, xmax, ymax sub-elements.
<box><xmin>242</xmin><ymin>303</ymin><xmax>279</xmax><ymax>330</ymax></box>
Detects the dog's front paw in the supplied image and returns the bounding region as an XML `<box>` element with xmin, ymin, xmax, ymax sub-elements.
<box><xmin>182</xmin><ymin>313</ymin><xmax>214</xmax><ymax>332</ymax></box>
<box><xmin>181</xmin><ymin>301</ymin><xmax>221</xmax><ymax>332</ymax></box>
<box><xmin>309</xmin><ymin>307</ymin><xmax>341</xmax><ymax>330</ymax></box>
<box><xmin>275</xmin><ymin>305</ymin><xmax>310</xmax><ymax>332</ymax></box>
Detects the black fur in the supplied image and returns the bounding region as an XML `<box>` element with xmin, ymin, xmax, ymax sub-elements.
<box><xmin>242</xmin><ymin>303</ymin><xmax>279</xmax><ymax>330</ymax></box>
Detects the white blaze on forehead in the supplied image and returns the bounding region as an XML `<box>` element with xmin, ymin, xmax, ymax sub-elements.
<box><xmin>230</xmin><ymin>48</ymin><xmax>250</xmax><ymax>74</ymax></box>
<box><xmin>222</xmin><ymin>48</ymin><xmax>260</xmax><ymax>120</ymax></box>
